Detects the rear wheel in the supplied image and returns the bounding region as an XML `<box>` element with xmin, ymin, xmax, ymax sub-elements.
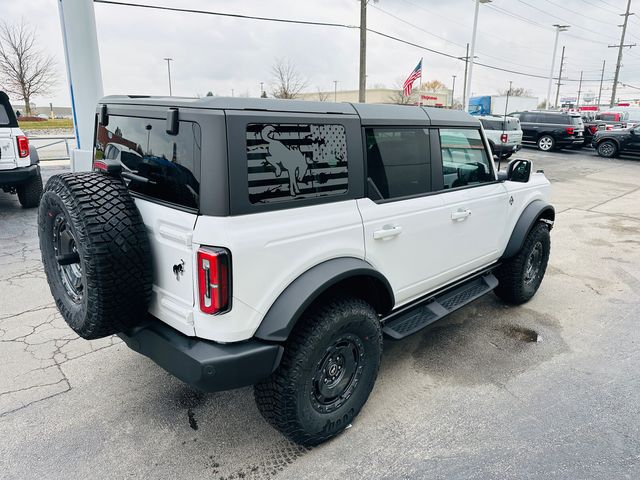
<box><xmin>17</xmin><ymin>173</ymin><xmax>43</xmax><ymax>208</ymax></box>
<box><xmin>254</xmin><ymin>296</ymin><xmax>382</xmax><ymax>446</ymax></box>
<box><xmin>597</xmin><ymin>140</ymin><xmax>618</xmax><ymax>158</ymax></box>
<box><xmin>537</xmin><ymin>135</ymin><xmax>555</xmax><ymax>151</ymax></box>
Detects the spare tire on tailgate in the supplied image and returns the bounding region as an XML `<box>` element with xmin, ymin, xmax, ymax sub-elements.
<box><xmin>38</xmin><ymin>172</ymin><xmax>152</xmax><ymax>339</ymax></box>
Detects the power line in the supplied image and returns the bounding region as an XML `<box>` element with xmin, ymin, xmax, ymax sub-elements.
<box><xmin>370</xmin><ymin>4</ymin><xmax>554</xmax><ymax>73</ymax></box>
<box><xmin>541</xmin><ymin>0</ymin><xmax>617</xmax><ymax>25</ymax></box>
<box><xmin>92</xmin><ymin>0</ymin><xmax>614</xmax><ymax>84</ymax></box>
<box><xmin>93</xmin><ymin>0</ymin><xmax>359</xmax><ymax>29</ymax></box>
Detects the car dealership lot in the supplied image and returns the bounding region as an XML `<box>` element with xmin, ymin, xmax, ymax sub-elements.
<box><xmin>1</xmin><ymin>150</ymin><xmax>640</xmax><ymax>479</ymax></box>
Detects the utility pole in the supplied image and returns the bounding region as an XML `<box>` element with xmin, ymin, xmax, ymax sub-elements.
<box><xmin>260</xmin><ymin>82</ymin><xmax>264</xmax><ymax>96</ymax></box>
<box><xmin>333</xmin><ymin>80</ymin><xmax>338</xmax><ymax>102</ymax></box>
<box><xmin>504</xmin><ymin>80</ymin><xmax>512</xmax><ymax>128</ymax></box>
<box><xmin>597</xmin><ymin>60</ymin><xmax>606</xmax><ymax>107</ymax></box>
<box><xmin>609</xmin><ymin>0</ymin><xmax>635</xmax><ymax>107</ymax></box>
<box><xmin>576</xmin><ymin>70</ymin><xmax>583</xmax><ymax>108</ymax></box>
<box><xmin>462</xmin><ymin>43</ymin><xmax>469</xmax><ymax>111</ymax></box>
<box><xmin>163</xmin><ymin>57</ymin><xmax>173</xmax><ymax>96</ymax></box>
<box><xmin>451</xmin><ymin>75</ymin><xmax>457</xmax><ymax>108</ymax></box>
<box><xmin>546</xmin><ymin>25</ymin><xmax>570</xmax><ymax>110</ymax></box>
<box><xmin>465</xmin><ymin>0</ymin><xmax>492</xmax><ymax>112</ymax></box>
<box><xmin>358</xmin><ymin>0</ymin><xmax>367</xmax><ymax>103</ymax></box>
<box><xmin>554</xmin><ymin>46</ymin><xmax>566</xmax><ymax>109</ymax></box>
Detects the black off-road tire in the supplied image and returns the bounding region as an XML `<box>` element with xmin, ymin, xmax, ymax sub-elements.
<box><xmin>38</xmin><ymin>172</ymin><xmax>152</xmax><ymax>339</ymax></box>
<box><xmin>254</xmin><ymin>297</ymin><xmax>382</xmax><ymax>446</ymax></box>
<box><xmin>597</xmin><ymin>140</ymin><xmax>618</xmax><ymax>158</ymax></box>
<box><xmin>494</xmin><ymin>222</ymin><xmax>551</xmax><ymax>305</ymax></box>
<box><xmin>17</xmin><ymin>173</ymin><xmax>43</xmax><ymax>208</ymax></box>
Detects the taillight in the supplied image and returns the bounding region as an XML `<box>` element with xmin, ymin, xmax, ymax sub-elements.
<box><xmin>197</xmin><ymin>247</ymin><xmax>230</xmax><ymax>315</ymax></box>
<box><xmin>588</xmin><ymin>125</ymin><xmax>598</xmax><ymax>135</ymax></box>
<box><xmin>565</xmin><ymin>127</ymin><xmax>574</xmax><ymax>135</ymax></box>
<box><xmin>16</xmin><ymin>135</ymin><xmax>29</xmax><ymax>158</ymax></box>
<box><xmin>500</xmin><ymin>133</ymin><xmax>508</xmax><ymax>143</ymax></box>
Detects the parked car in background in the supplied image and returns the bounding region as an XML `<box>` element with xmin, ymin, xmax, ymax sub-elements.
<box><xmin>592</xmin><ymin>126</ymin><xmax>640</xmax><ymax>158</ymax></box>
<box><xmin>595</xmin><ymin>110</ymin><xmax>633</xmax><ymax>130</ymax></box>
<box><xmin>0</xmin><ymin>91</ymin><xmax>42</xmax><ymax>207</ymax></box>
<box><xmin>479</xmin><ymin>115</ymin><xmax>522</xmax><ymax>159</ymax></box>
<box><xmin>511</xmin><ymin>111</ymin><xmax>584</xmax><ymax>151</ymax></box>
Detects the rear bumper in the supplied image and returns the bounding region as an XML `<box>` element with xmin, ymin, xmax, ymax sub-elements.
<box><xmin>493</xmin><ymin>143</ymin><xmax>521</xmax><ymax>155</ymax></box>
<box><xmin>0</xmin><ymin>165</ymin><xmax>40</xmax><ymax>186</ymax></box>
<box><xmin>556</xmin><ymin>136</ymin><xmax>584</xmax><ymax>147</ymax></box>
<box><xmin>118</xmin><ymin>319</ymin><xmax>283</xmax><ymax>392</ymax></box>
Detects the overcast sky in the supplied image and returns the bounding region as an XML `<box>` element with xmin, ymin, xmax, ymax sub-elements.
<box><xmin>3</xmin><ymin>0</ymin><xmax>640</xmax><ymax>107</ymax></box>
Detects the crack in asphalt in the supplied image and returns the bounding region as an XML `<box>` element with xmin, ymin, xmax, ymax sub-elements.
<box><xmin>0</xmin><ymin>166</ymin><xmax>122</xmax><ymax>417</ymax></box>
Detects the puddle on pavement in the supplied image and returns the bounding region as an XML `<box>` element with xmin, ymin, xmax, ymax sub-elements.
<box><xmin>407</xmin><ymin>295</ymin><xmax>568</xmax><ymax>386</ymax></box>
<box><xmin>502</xmin><ymin>325</ymin><xmax>541</xmax><ymax>343</ymax></box>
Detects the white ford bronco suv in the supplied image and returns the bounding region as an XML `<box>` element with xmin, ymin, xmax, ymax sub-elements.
<box><xmin>38</xmin><ymin>96</ymin><xmax>554</xmax><ymax>446</ymax></box>
<box><xmin>0</xmin><ymin>91</ymin><xmax>43</xmax><ymax>208</ymax></box>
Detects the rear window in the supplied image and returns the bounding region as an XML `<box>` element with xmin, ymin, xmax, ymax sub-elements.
<box><xmin>95</xmin><ymin>116</ymin><xmax>201</xmax><ymax>210</ymax></box>
<box><xmin>0</xmin><ymin>105</ymin><xmax>10</xmax><ymax>126</ymax></box>
<box><xmin>481</xmin><ymin>118</ymin><xmax>520</xmax><ymax>131</ymax></box>
<box><xmin>570</xmin><ymin>116</ymin><xmax>583</xmax><ymax>126</ymax></box>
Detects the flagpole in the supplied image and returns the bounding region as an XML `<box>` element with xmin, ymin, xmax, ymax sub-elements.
<box><xmin>418</xmin><ymin>57</ymin><xmax>423</xmax><ymax>106</ymax></box>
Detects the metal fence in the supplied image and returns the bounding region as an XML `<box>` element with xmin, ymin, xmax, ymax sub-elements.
<box><xmin>28</xmin><ymin>135</ymin><xmax>75</xmax><ymax>161</ymax></box>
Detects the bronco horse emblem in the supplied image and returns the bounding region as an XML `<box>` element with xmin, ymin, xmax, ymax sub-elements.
<box><xmin>259</xmin><ymin>125</ymin><xmax>309</xmax><ymax>197</ymax></box>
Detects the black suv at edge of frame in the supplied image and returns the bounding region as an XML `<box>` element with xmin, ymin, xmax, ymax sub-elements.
<box><xmin>510</xmin><ymin>111</ymin><xmax>584</xmax><ymax>152</ymax></box>
<box><xmin>592</xmin><ymin>126</ymin><xmax>640</xmax><ymax>158</ymax></box>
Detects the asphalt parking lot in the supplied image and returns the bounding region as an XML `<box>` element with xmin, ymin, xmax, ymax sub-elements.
<box><xmin>1</xmin><ymin>148</ymin><xmax>640</xmax><ymax>480</ymax></box>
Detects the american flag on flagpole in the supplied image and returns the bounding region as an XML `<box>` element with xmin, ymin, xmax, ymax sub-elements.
<box><xmin>403</xmin><ymin>59</ymin><xmax>422</xmax><ymax>97</ymax></box>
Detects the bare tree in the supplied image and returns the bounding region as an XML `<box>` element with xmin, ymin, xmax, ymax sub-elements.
<box><xmin>421</xmin><ymin>79</ymin><xmax>448</xmax><ymax>92</ymax></box>
<box><xmin>388</xmin><ymin>77</ymin><xmax>413</xmax><ymax>105</ymax></box>
<box><xmin>270</xmin><ymin>58</ymin><xmax>308</xmax><ymax>99</ymax></box>
<box><xmin>317</xmin><ymin>87</ymin><xmax>330</xmax><ymax>102</ymax></box>
<box><xmin>498</xmin><ymin>86</ymin><xmax>532</xmax><ymax>97</ymax></box>
<box><xmin>0</xmin><ymin>20</ymin><xmax>57</xmax><ymax>115</ymax></box>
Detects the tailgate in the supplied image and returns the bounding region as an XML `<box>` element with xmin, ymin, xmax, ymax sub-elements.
<box><xmin>0</xmin><ymin>130</ymin><xmax>17</xmax><ymax>170</ymax></box>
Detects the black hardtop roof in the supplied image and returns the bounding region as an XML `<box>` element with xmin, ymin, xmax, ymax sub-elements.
<box><xmin>0</xmin><ymin>91</ymin><xmax>19</xmax><ymax>127</ymax></box>
<box><xmin>100</xmin><ymin>95</ymin><xmax>479</xmax><ymax>127</ymax></box>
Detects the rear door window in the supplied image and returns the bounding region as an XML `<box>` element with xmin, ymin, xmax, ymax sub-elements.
<box><xmin>95</xmin><ymin>116</ymin><xmax>201</xmax><ymax>210</ymax></box>
<box><xmin>365</xmin><ymin>127</ymin><xmax>431</xmax><ymax>200</ymax></box>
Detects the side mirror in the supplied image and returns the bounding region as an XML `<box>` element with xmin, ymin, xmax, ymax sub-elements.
<box><xmin>630</xmin><ymin>128</ymin><xmax>635</xmax><ymax>135</ymax></box>
<box><xmin>499</xmin><ymin>159</ymin><xmax>531</xmax><ymax>183</ymax></box>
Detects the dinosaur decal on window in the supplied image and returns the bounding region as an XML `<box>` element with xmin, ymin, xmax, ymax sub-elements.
<box><xmin>246</xmin><ymin>123</ymin><xmax>348</xmax><ymax>204</ymax></box>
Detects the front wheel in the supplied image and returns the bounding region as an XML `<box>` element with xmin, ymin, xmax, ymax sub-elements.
<box><xmin>495</xmin><ymin>222</ymin><xmax>551</xmax><ymax>305</ymax></box>
<box><xmin>254</xmin><ymin>296</ymin><xmax>382</xmax><ymax>446</ymax></box>
<box><xmin>537</xmin><ymin>135</ymin><xmax>555</xmax><ymax>151</ymax></box>
<box><xmin>597</xmin><ymin>140</ymin><xmax>618</xmax><ymax>158</ymax></box>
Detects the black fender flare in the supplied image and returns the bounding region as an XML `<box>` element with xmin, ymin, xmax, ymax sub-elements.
<box><xmin>254</xmin><ymin>257</ymin><xmax>394</xmax><ymax>343</ymax></box>
<box><xmin>501</xmin><ymin>200</ymin><xmax>555</xmax><ymax>260</ymax></box>
<box><xmin>30</xmin><ymin>147</ymin><xmax>39</xmax><ymax>165</ymax></box>
<box><xmin>596</xmin><ymin>137</ymin><xmax>620</xmax><ymax>149</ymax></box>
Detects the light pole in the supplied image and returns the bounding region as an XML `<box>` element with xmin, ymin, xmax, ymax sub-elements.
<box><xmin>465</xmin><ymin>0</ymin><xmax>491</xmax><ymax>112</ymax></box>
<box><xmin>260</xmin><ymin>82</ymin><xmax>264</xmax><ymax>97</ymax></box>
<box><xmin>333</xmin><ymin>80</ymin><xmax>338</xmax><ymax>102</ymax></box>
<box><xmin>451</xmin><ymin>75</ymin><xmax>457</xmax><ymax>108</ymax></box>
<box><xmin>163</xmin><ymin>57</ymin><xmax>173</xmax><ymax>96</ymax></box>
<box><xmin>546</xmin><ymin>25</ymin><xmax>569</xmax><ymax>110</ymax></box>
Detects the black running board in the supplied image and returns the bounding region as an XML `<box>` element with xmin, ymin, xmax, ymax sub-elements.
<box><xmin>382</xmin><ymin>273</ymin><xmax>498</xmax><ymax>340</ymax></box>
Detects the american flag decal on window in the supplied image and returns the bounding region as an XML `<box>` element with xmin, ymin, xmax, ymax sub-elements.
<box><xmin>246</xmin><ymin>123</ymin><xmax>348</xmax><ymax>204</ymax></box>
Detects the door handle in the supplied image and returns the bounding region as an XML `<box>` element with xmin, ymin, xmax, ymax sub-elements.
<box><xmin>373</xmin><ymin>225</ymin><xmax>403</xmax><ymax>240</ymax></box>
<box><xmin>451</xmin><ymin>209</ymin><xmax>472</xmax><ymax>221</ymax></box>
